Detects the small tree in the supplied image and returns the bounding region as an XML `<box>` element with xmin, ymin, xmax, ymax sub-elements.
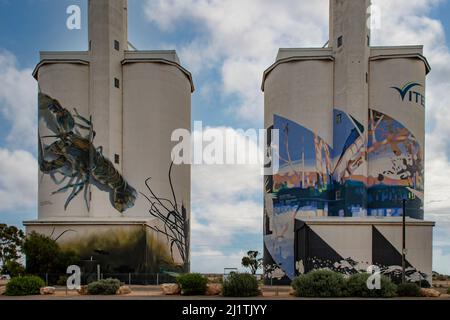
<box><xmin>22</xmin><ymin>231</ymin><xmax>78</xmax><ymax>275</ymax></box>
<box><xmin>4</xmin><ymin>260</ymin><xmax>25</xmax><ymax>277</ymax></box>
<box><xmin>0</xmin><ymin>224</ymin><xmax>25</xmax><ymax>274</ymax></box>
<box><xmin>241</xmin><ymin>250</ymin><xmax>262</xmax><ymax>275</ymax></box>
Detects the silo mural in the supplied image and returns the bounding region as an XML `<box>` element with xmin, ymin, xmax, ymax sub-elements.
<box><xmin>263</xmin><ymin>106</ymin><xmax>426</xmax><ymax>283</ymax></box>
<box><xmin>36</xmin><ymin>92</ymin><xmax>190</xmax><ymax>274</ymax></box>
<box><xmin>367</xmin><ymin>109</ymin><xmax>424</xmax><ymax>219</ymax></box>
<box><xmin>38</xmin><ymin>93</ymin><xmax>137</xmax><ymax>213</ymax></box>
<box><xmin>332</xmin><ymin>108</ymin><xmax>367</xmax><ymax>217</ymax></box>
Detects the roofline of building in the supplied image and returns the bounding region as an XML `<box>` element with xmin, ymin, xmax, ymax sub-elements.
<box><xmin>261</xmin><ymin>55</ymin><xmax>335</xmax><ymax>91</ymax></box>
<box><xmin>32</xmin><ymin>50</ymin><xmax>195</xmax><ymax>92</ymax></box>
<box><xmin>23</xmin><ymin>218</ymin><xmax>155</xmax><ymax>226</ymax></box>
<box><xmin>261</xmin><ymin>46</ymin><xmax>431</xmax><ymax>91</ymax></box>
<box><xmin>369</xmin><ymin>53</ymin><xmax>431</xmax><ymax>75</ymax></box>
<box><xmin>370</xmin><ymin>45</ymin><xmax>424</xmax><ymax>51</ymax></box>
<box><xmin>276</xmin><ymin>47</ymin><xmax>334</xmax><ymax>58</ymax></box>
<box><xmin>122</xmin><ymin>57</ymin><xmax>195</xmax><ymax>92</ymax></box>
<box><xmin>32</xmin><ymin>58</ymin><xmax>90</xmax><ymax>79</ymax></box>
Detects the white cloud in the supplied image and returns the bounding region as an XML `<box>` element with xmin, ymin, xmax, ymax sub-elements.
<box><xmin>190</xmin><ymin>127</ymin><xmax>263</xmax><ymax>269</ymax></box>
<box><xmin>0</xmin><ymin>50</ymin><xmax>38</xmax><ymax>218</ymax></box>
<box><xmin>0</xmin><ymin>148</ymin><xmax>37</xmax><ymax>212</ymax></box>
<box><xmin>0</xmin><ymin>50</ymin><xmax>37</xmax><ymax>150</ymax></box>
<box><xmin>144</xmin><ymin>0</ymin><xmax>329</xmax><ymax>124</ymax></box>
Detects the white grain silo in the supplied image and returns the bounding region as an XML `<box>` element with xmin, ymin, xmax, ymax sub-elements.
<box><xmin>26</xmin><ymin>0</ymin><xmax>192</xmax><ymax>277</ymax></box>
<box><xmin>262</xmin><ymin>0</ymin><xmax>433</xmax><ymax>285</ymax></box>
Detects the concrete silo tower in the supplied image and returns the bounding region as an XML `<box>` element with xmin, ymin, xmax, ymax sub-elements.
<box><xmin>26</xmin><ymin>0</ymin><xmax>193</xmax><ymax>275</ymax></box>
<box><xmin>263</xmin><ymin>0</ymin><xmax>433</xmax><ymax>285</ymax></box>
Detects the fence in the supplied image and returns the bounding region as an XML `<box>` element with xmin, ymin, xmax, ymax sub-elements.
<box><xmin>29</xmin><ymin>272</ymin><xmax>265</xmax><ymax>286</ymax></box>
<box><xmin>32</xmin><ymin>273</ymin><xmax>178</xmax><ymax>286</ymax></box>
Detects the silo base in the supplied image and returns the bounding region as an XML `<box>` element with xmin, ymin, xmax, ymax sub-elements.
<box><xmin>23</xmin><ymin>218</ymin><xmax>185</xmax><ymax>283</ymax></box>
<box><xmin>264</xmin><ymin>217</ymin><xmax>434</xmax><ymax>286</ymax></box>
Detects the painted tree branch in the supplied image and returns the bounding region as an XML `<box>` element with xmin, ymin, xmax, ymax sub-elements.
<box><xmin>141</xmin><ymin>162</ymin><xmax>189</xmax><ymax>270</ymax></box>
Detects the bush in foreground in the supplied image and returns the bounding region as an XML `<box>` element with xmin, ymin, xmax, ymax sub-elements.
<box><xmin>346</xmin><ymin>272</ymin><xmax>397</xmax><ymax>298</ymax></box>
<box><xmin>396</xmin><ymin>283</ymin><xmax>421</xmax><ymax>297</ymax></box>
<box><xmin>292</xmin><ymin>270</ymin><xmax>346</xmax><ymax>297</ymax></box>
<box><xmin>222</xmin><ymin>273</ymin><xmax>260</xmax><ymax>297</ymax></box>
<box><xmin>87</xmin><ymin>278</ymin><xmax>121</xmax><ymax>295</ymax></box>
<box><xmin>4</xmin><ymin>275</ymin><xmax>45</xmax><ymax>296</ymax></box>
<box><xmin>177</xmin><ymin>273</ymin><xmax>208</xmax><ymax>295</ymax></box>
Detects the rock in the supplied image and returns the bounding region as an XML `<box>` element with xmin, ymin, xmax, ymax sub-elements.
<box><xmin>116</xmin><ymin>285</ymin><xmax>132</xmax><ymax>295</ymax></box>
<box><xmin>289</xmin><ymin>287</ymin><xmax>295</xmax><ymax>296</ymax></box>
<box><xmin>161</xmin><ymin>283</ymin><xmax>181</xmax><ymax>295</ymax></box>
<box><xmin>77</xmin><ymin>285</ymin><xmax>88</xmax><ymax>295</ymax></box>
<box><xmin>206</xmin><ymin>283</ymin><xmax>222</xmax><ymax>295</ymax></box>
<box><xmin>40</xmin><ymin>286</ymin><xmax>56</xmax><ymax>295</ymax></box>
<box><xmin>420</xmin><ymin>288</ymin><xmax>441</xmax><ymax>297</ymax></box>
<box><xmin>0</xmin><ymin>280</ymin><xmax>8</xmax><ymax>287</ymax></box>
<box><xmin>0</xmin><ymin>286</ymin><xmax>5</xmax><ymax>295</ymax></box>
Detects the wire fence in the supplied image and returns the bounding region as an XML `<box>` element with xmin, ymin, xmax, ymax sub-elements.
<box><xmin>32</xmin><ymin>273</ymin><xmax>178</xmax><ymax>286</ymax></box>
<box><xmin>29</xmin><ymin>273</ymin><xmax>265</xmax><ymax>286</ymax></box>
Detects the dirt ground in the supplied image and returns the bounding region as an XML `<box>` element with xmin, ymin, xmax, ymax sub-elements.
<box><xmin>1</xmin><ymin>285</ymin><xmax>449</xmax><ymax>300</ymax></box>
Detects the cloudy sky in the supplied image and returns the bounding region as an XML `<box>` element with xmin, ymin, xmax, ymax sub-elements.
<box><xmin>1</xmin><ymin>0</ymin><xmax>450</xmax><ymax>274</ymax></box>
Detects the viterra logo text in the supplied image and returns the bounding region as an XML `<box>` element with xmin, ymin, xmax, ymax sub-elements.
<box><xmin>391</xmin><ymin>82</ymin><xmax>425</xmax><ymax>107</ymax></box>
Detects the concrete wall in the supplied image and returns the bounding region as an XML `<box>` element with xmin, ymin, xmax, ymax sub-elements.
<box><xmin>368</xmin><ymin>57</ymin><xmax>426</xmax><ymax>218</ymax></box>
<box><xmin>25</xmin><ymin>221</ymin><xmax>176</xmax><ymax>274</ymax></box>
<box><xmin>369</xmin><ymin>57</ymin><xmax>426</xmax><ymax>149</ymax></box>
<box><xmin>264</xmin><ymin>59</ymin><xmax>334</xmax><ymax>146</ymax></box>
<box><xmin>88</xmin><ymin>0</ymin><xmax>128</xmax><ymax>216</ymax></box>
<box><xmin>330</xmin><ymin>0</ymin><xmax>370</xmax><ymax>127</ymax></box>
<box><xmin>122</xmin><ymin>62</ymin><xmax>191</xmax><ymax>219</ymax></box>
<box><xmin>302</xmin><ymin>219</ymin><xmax>433</xmax><ymax>284</ymax></box>
<box><xmin>376</xmin><ymin>224</ymin><xmax>432</xmax><ymax>281</ymax></box>
<box><xmin>37</xmin><ymin>63</ymin><xmax>90</xmax><ymax>219</ymax></box>
<box><xmin>310</xmin><ymin>223</ymin><xmax>372</xmax><ymax>265</ymax></box>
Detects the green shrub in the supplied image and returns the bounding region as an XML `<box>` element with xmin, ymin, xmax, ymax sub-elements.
<box><xmin>87</xmin><ymin>278</ymin><xmax>121</xmax><ymax>295</ymax></box>
<box><xmin>396</xmin><ymin>283</ymin><xmax>421</xmax><ymax>297</ymax></box>
<box><xmin>447</xmin><ymin>287</ymin><xmax>450</xmax><ymax>294</ymax></box>
<box><xmin>222</xmin><ymin>273</ymin><xmax>260</xmax><ymax>297</ymax></box>
<box><xmin>4</xmin><ymin>275</ymin><xmax>45</xmax><ymax>296</ymax></box>
<box><xmin>346</xmin><ymin>272</ymin><xmax>397</xmax><ymax>298</ymax></box>
<box><xmin>291</xmin><ymin>270</ymin><xmax>346</xmax><ymax>297</ymax></box>
<box><xmin>177</xmin><ymin>273</ymin><xmax>208</xmax><ymax>295</ymax></box>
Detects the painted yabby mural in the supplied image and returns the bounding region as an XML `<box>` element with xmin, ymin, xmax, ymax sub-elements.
<box><xmin>38</xmin><ymin>93</ymin><xmax>137</xmax><ymax>213</ymax></box>
<box><xmin>264</xmin><ymin>110</ymin><xmax>425</xmax><ymax>283</ymax></box>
